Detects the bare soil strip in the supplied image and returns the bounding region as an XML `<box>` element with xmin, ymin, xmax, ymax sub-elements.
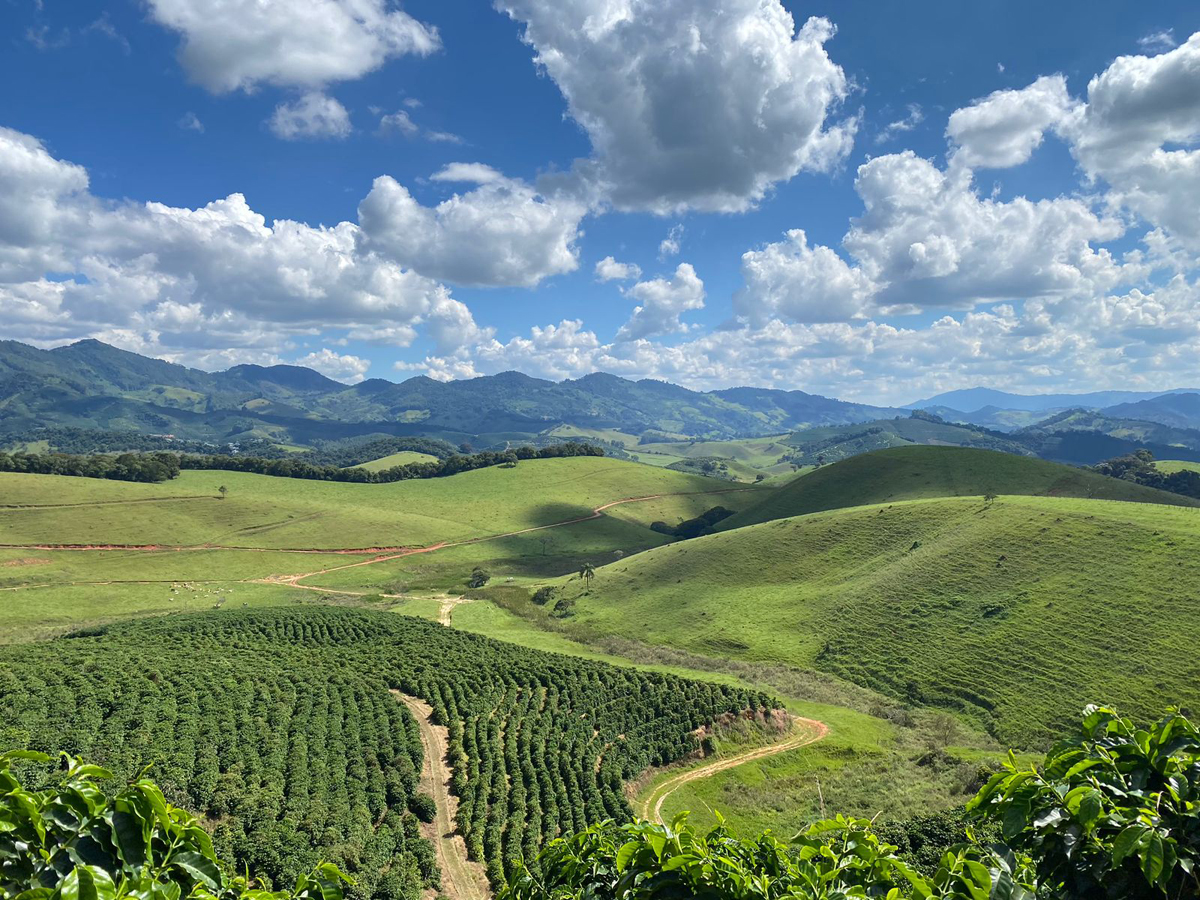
<box><xmin>393</xmin><ymin>692</ymin><xmax>490</xmax><ymax>900</ymax></box>
<box><xmin>637</xmin><ymin>715</ymin><xmax>830</xmax><ymax>825</ymax></box>
<box><xmin>437</xmin><ymin>596</ymin><xmax>473</xmax><ymax>626</ymax></box>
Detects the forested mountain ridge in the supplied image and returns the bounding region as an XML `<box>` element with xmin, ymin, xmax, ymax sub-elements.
<box><xmin>0</xmin><ymin>339</ymin><xmax>900</xmax><ymax>443</ymax></box>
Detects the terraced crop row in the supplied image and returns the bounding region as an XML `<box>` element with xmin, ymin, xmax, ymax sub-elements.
<box><xmin>0</xmin><ymin>607</ymin><xmax>772</xmax><ymax>896</ymax></box>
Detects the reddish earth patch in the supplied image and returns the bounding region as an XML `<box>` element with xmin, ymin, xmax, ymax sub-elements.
<box><xmin>1</xmin><ymin>557</ymin><xmax>51</xmax><ymax>567</ymax></box>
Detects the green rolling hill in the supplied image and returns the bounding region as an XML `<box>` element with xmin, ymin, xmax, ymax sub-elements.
<box><xmin>546</xmin><ymin>493</ymin><xmax>1200</xmax><ymax>747</ymax></box>
<box><xmin>718</xmin><ymin>445</ymin><xmax>1198</xmax><ymax>530</ymax></box>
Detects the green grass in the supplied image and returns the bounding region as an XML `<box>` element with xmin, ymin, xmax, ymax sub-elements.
<box><xmin>0</xmin><ymin>458</ymin><xmax>762</xmax><ymax>637</ymax></box>
<box><xmin>0</xmin><ymin>457</ymin><xmax>742</xmax><ymax>550</ymax></box>
<box><xmin>350</xmin><ymin>450</ymin><xmax>439</xmax><ymax>471</ymax></box>
<box><xmin>721</xmin><ymin>446</ymin><xmax>1199</xmax><ymax>530</ymax></box>
<box><xmin>542</xmin><ymin>493</ymin><xmax>1200</xmax><ymax>747</ymax></box>
<box><xmin>1158</xmin><ymin>460</ymin><xmax>1200</xmax><ymax>475</ymax></box>
<box><xmin>0</xmin><ymin>578</ymin><xmax>314</xmax><ymax>642</ymax></box>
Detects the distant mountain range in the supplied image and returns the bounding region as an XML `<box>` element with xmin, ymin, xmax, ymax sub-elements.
<box><xmin>4</xmin><ymin>340</ymin><xmax>1200</xmax><ymax>464</ymax></box>
<box><xmin>0</xmin><ymin>339</ymin><xmax>900</xmax><ymax>445</ymax></box>
<box><xmin>905</xmin><ymin>386</ymin><xmax>1200</xmax><ymax>413</ymax></box>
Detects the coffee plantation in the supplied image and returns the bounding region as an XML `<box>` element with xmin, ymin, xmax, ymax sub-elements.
<box><xmin>0</xmin><ymin>608</ymin><xmax>772</xmax><ymax>898</ymax></box>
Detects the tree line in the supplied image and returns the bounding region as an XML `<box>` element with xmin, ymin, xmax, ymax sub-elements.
<box><xmin>1091</xmin><ymin>449</ymin><xmax>1200</xmax><ymax>499</ymax></box>
<box><xmin>0</xmin><ymin>442</ymin><xmax>604</xmax><ymax>485</ymax></box>
<box><xmin>178</xmin><ymin>441</ymin><xmax>604</xmax><ymax>483</ymax></box>
<box><xmin>0</xmin><ymin>450</ymin><xmax>182</xmax><ymax>483</ymax></box>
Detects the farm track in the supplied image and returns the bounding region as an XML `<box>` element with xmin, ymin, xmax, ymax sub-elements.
<box><xmin>0</xmin><ymin>495</ymin><xmax>219</xmax><ymax>510</ymax></box>
<box><xmin>393</xmin><ymin>692</ymin><xmax>490</xmax><ymax>900</ymax></box>
<box><xmin>637</xmin><ymin>715</ymin><xmax>829</xmax><ymax>825</ymax></box>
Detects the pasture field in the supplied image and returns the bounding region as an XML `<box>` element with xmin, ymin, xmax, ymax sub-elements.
<box><xmin>720</xmin><ymin>445</ymin><xmax>1199</xmax><ymax>530</ymax></box>
<box><xmin>0</xmin><ymin>457</ymin><xmax>762</xmax><ymax>637</ymax></box>
<box><xmin>0</xmin><ymin>457</ymin><xmax>746</xmax><ymax>550</ymax></box>
<box><xmin>1159</xmin><ymin>459</ymin><xmax>1200</xmax><ymax>474</ymax></box>
<box><xmin>542</xmin><ymin>425</ymin><xmax>798</xmax><ymax>477</ymax></box>
<box><xmin>351</xmin><ymin>450</ymin><xmax>440</xmax><ymax>470</ymax></box>
<box><xmin>536</xmin><ymin>493</ymin><xmax>1200</xmax><ymax>747</ymax></box>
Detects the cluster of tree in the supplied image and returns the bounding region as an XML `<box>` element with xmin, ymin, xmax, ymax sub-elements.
<box><xmin>178</xmin><ymin>442</ymin><xmax>604</xmax><ymax>484</ymax></box>
<box><xmin>1090</xmin><ymin>449</ymin><xmax>1200</xmax><ymax>499</ymax></box>
<box><xmin>0</xmin><ymin>749</ymin><xmax>352</xmax><ymax>900</ymax></box>
<box><xmin>650</xmin><ymin>506</ymin><xmax>735</xmax><ymax>539</ymax></box>
<box><xmin>296</xmin><ymin>436</ymin><xmax>457</xmax><ymax>468</ymax></box>
<box><xmin>0</xmin><ymin>450</ymin><xmax>181</xmax><ymax>483</ymax></box>
<box><xmin>665</xmin><ymin>457</ymin><xmax>738</xmax><ymax>481</ymax></box>
<box><xmin>0</xmin><ymin>426</ymin><xmax>283</xmax><ymax>457</ymax></box>
<box><xmin>0</xmin><ymin>442</ymin><xmax>604</xmax><ymax>486</ymax></box>
<box><xmin>504</xmin><ymin>705</ymin><xmax>1200</xmax><ymax>900</ymax></box>
<box><xmin>0</xmin><ymin>607</ymin><xmax>771</xmax><ymax>895</ymax></box>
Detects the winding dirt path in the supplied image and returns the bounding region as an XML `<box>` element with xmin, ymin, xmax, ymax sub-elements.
<box><xmin>393</xmin><ymin>692</ymin><xmax>490</xmax><ymax>900</ymax></box>
<box><xmin>637</xmin><ymin>715</ymin><xmax>829</xmax><ymax>825</ymax></box>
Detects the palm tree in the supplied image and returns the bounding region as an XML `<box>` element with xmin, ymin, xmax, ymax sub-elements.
<box><xmin>579</xmin><ymin>562</ymin><xmax>596</xmax><ymax>589</ymax></box>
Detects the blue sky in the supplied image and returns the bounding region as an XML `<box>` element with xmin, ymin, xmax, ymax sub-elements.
<box><xmin>1</xmin><ymin>1</ymin><xmax>1199</xmax><ymax>404</ymax></box>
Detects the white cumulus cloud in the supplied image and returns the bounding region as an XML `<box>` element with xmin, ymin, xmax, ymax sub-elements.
<box><xmin>594</xmin><ymin>256</ymin><xmax>641</xmax><ymax>282</ymax></box>
<box><xmin>495</xmin><ymin>0</ymin><xmax>855</xmax><ymax>212</ymax></box>
<box><xmin>294</xmin><ymin>348</ymin><xmax>371</xmax><ymax>383</ymax></box>
<box><xmin>146</xmin><ymin>0</ymin><xmax>439</xmax><ymax>93</ymax></box>
<box><xmin>946</xmin><ymin>75</ymin><xmax>1077</xmax><ymax>169</ymax></box>
<box><xmin>0</xmin><ymin>126</ymin><xmax>484</xmax><ymax>369</ymax></box>
<box><xmin>269</xmin><ymin>92</ymin><xmax>352</xmax><ymax>140</ymax></box>
<box><xmin>357</xmin><ymin>164</ymin><xmax>586</xmax><ymax>287</ymax></box>
<box><xmin>616</xmin><ymin>263</ymin><xmax>705</xmax><ymax>341</ymax></box>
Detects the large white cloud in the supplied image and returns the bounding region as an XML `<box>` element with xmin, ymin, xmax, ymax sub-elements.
<box><xmin>496</xmin><ymin>0</ymin><xmax>855</xmax><ymax>213</ymax></box>
<box><xmin>736</xmin><ymin>229</ymin><xmax>873</xmax><ymax>324</ymax></box>
<box><xmin>735</xmin><ymin>151</ymin><xmax>1125</xmax><ymax>323</ymax></box>
<box><xmin>946</xmin><ymin>75</ymin><xmax>1076</xmax><ymax>169</ymax></box>
<box><xmin>357</xmin><ymin>164</ymin><xmax>587</xmax><ymax>287</ymax></box>
<box><xmin>146</xmin><ymin>0</ymin><xmax>439</xmax><ymax>93</ymax></box>
<box><xmin>1066</xmin><ymin>32</ymin><xmax>1200</xmax><ymax>248</ymax></box>
<box><xmin>0</xmin><ymin>127</ymin><xmax>479</xmax><ymax>368</ymax></box>
<box><xmin>615</xmin><ymin>263</ymin><xmax>705</xmax><ymax>340</ymax></box>
<box><xmin>944</xmin><ymin>34</ymin><xmax>1200</xmax><ymax>249</ymax></box>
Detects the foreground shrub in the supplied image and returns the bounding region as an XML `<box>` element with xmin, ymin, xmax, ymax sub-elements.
<box><xmin>0</xmin><ymin>750</ymin><xmax>349</xmax><ymax>900</ymax></box>
<box><xmin>968</xmin><ymin>705</ymin><xmax>1200</xmax><ymax>899</ymax></box>
<box><xmin>500</xmin><ymin>813</ymin><xmax>1028</xmax><ymax>900</ymax></box>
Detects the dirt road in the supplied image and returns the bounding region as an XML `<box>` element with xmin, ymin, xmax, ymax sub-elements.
<box><xmin>637</xmin><ymin>715</ymin><xmax>829</xmax><ymax>825</ymax></box>
<box><xmin>394</xmin><ymin>692</ymin><xmax>490</xmax><ymax>900</ymax></box>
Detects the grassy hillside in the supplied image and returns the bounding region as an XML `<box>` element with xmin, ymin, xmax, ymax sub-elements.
<box><xmin>351</xmin><ymin>450</ymin><xmax>439</xmax><ymax>471</ymax></box>
<box><xmin>720</xmin><ymin>446</ymin><xmax>1198</xmax><ymax>530</ymax></box>
<box><xmin>0</xmin><ymin>456</ymin><xmax>746</xmax><ymax>550</ymax></box>
<box><xmin>0</xmin><ymin>457</ymin><xmax>761</xmax><ymax>637</ymax></box>
<box><xmin>781</xmin><ymin>416</ymin><xmax>1031</xmax><ymax>466</ymax></box>
<box><xmin>544</xmin><ymin>494</ymin><xmax>1200</xmax><ymax>747</ymax></box>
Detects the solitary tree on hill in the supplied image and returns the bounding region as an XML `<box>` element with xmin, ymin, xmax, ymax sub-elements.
<box><xmin>218</xmin><ymin>485</ymin><xmax>228</xmax><ymax>500</ymax></box>
<box><xmin>579</xmin><ymin>562</ymin><xmax>596</xmax><ymax>588</ymax></box>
